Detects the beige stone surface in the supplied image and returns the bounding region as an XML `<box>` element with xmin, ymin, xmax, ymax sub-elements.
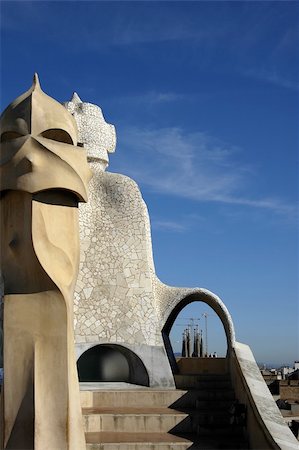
<box><xmin>1</xmin><ymin>74</ymin><xmax>90</xmax><ymax>202</ymax></box>
<box><xmin>0</xmin><ymin>75</ymin><xmax>91</xmax><ymax>449</ymax></box>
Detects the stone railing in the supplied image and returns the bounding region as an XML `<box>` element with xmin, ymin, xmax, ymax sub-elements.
<box><xmin>230</xmin><ymin>342</ymin><xmax>299</xmax><ymax>450</ymax></box>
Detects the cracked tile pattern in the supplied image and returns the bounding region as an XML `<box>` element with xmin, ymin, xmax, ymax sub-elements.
<box><xmin>64</xmin><ymin>93</ymin><xmax>116</xmax><ymax>170</ymax></box>
<box><xmin>74</xmin><ymin>162</ymin><xmax>162</xmax><ymax>346</ymax></box>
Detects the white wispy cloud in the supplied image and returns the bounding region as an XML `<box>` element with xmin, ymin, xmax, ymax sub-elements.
<box><xmin>3</xmin><ymin>2</ymin><xmax>296</xmax><ymax>98</ymax></box>
<box><xmin>109</xmin><ymin>20</ymin><xmax>204</xmax><ymax>47</ymax></box>
<box><xmin>143</xmin><ymin>91</ymin><xmax>188</xmax><ymax>104</ymax></box>
<box><xmin>151</xmin><ymin>220</ymin><xmax>186</xmax><ymax>233</ymax></box>
<box><xmin>0</xmin><ymin>2</ymin><xmax>211</xmax><ymax>48</ymax></box>
<box><xmin>151</xmin><ymin>213</ymin><xmax>206</xmax><ymax>233</ymax></box>
<box><xmin>113</xmin><ymin>126</ymin><xmax>296</xmax><ymax>219</ymax></box>
<box><xmin>243</xmin><ymin>68</ymin><xmax>299</xmax><ymax>92</ymax></box>
<box><xmin>111</xmin><ymin>91</ymin><xmax>188</xmax><ymax>107</ymax></box>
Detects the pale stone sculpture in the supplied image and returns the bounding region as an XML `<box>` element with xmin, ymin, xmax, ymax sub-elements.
<box><xmin>0</xmin><ymin>75</ymin><xmax>91</xmax><ymax>449</ymax></box>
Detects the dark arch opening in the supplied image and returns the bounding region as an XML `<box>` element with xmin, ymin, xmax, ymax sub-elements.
<box><xmin>162</xmin><ymin>294</ymin><xmax>229</xmax><ymax>375</ymax></box>
<box><xmin>77</xmin><ymin>344</ymin><xmax>150</xmax><ymax>386</ymax></box>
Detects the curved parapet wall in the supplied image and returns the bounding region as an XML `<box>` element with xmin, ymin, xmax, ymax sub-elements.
<box><xmin>157</xmin><ymin>281</ymin><xmax>236</xmax><ymax>374</ymax></box>
<box><xmin>157</xmin><ymin>280</ymin><xmax>236</xmax><ymax>348</ymax></box>
<box><xmin>231</xmin><ymin>342</ymin><xmax>299</xmax><ymax>450</ymax></box>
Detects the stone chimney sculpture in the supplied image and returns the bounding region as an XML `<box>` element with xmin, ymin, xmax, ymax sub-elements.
<box><xmin>63</xmin><ymin>93</ymin><xmax>116</xmax><ymax>171</ymax></box>
<box><xmin>0</xmin><ymin>75</ymin><xmax>91</xmax><ymax>449</ymax></box>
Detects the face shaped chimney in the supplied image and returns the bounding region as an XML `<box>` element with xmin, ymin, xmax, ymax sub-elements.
<box><xmin>1</xmin><ymin>74</ymin><xmax>92</xmax><ymax>201</ymax></box>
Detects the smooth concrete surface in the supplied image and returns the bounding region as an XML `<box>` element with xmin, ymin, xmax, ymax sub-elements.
<box><xmin>174</xmin><ymin>373</ymin><xmax>231</xmax><ymax>390</ymax></box>
<box><xmin>176</xmin><ymin>357</ymin><xmax>228</xmax><ymax>374</ymax></box>
<box><xmin>231</xmin><ymin>341</ymin><xmax>299</xmax><ymax>450</ymax></box>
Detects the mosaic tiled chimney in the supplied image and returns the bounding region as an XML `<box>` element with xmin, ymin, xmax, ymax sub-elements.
<box><xmin>64</xmin><ymin>95</ymin><xmax>235</xmax><ymax>387</ymax></box>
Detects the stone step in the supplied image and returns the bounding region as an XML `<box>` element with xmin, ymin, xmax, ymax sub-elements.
<box><xmin>194</xmin><ymin>398</ymin><xmax>234</xmax><ymax>408</ymax></box>
<box><xmin>83</xmin><ymin>407</ymin><xmax>188</xmax><ymax>433</ymax></box>
<box><xmin>171</xmin><ymin>411</ymin><xmax>239</xmax><ymax>433</ymax></box>
<box><xmin>85</xmin><ymin>431</ymin><xmax>249</xmax><ymax>450</ymax></box>
<box><xmin>175</xmin><ymin>433</ymin><xmax>249</xmax><ymax>450</ymax></box>
<box><xmin>81</xmin><ymin>381</ymin><xmax>249</xmax><ymax>449</ymax></box>
<box><xmin>175</xmin><ymin>375</ymin><xmax>232</xmax><ymax>390</ymax></box>
<box><xmin>169</xmin><ymin>390</ymin><xmax>235</xmax><ymax>409</ymax></box>
<box><xmin>178</xmin><ymin>374</ymin><xmax>231</xmax><ymax>381</ymax></box>
<box><xmin>81</xmin><ymin>389</ymin><xmax>187</xmax><ymax>408</ymax></box>
<box><xmin>85</xmin><ymin>431</ymin><xmax>192</xmax><ymax>450</ymax></box>
<box><xmin>184</xmin><ymin>424</ymin><xmax>245</xmax><ymax>437</ymax></box>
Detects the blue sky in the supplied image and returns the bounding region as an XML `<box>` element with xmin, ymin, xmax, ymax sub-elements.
<box><xmin>1</xmin><ymin>1</ymin><xmax>298</xmax><ymax>366</ymax></box>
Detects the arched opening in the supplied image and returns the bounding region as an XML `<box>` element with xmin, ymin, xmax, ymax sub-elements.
<box><xmin>77</xmin><ymin>344</ymin><xmax>150</xmax><ymax>386</ymax></box>
<box><xmin>162</xmin><ymin>293</ymin><xmax>233</xmax><ymax>375</ymax></box>
<box><xmin>170</xmin><ymin>303</ymin><xmax>227</xmax><ymax>357</ymax></box>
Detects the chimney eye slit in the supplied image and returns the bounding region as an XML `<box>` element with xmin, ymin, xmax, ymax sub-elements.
<box><xmin>40</xmin><ymin>129</ymin><xmax>74</xmax><ymax>145</ymax></box>
<box><xmin>0</xmin><ymin>131</ymin><xmax>24</xmax><ymax>142</ymax></box>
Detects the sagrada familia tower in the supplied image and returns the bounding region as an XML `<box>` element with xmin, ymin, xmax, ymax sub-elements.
<box><xmin>0</xmin><ymin>76</ymin><xmax>297</xmax><ymax>450</ymax></box>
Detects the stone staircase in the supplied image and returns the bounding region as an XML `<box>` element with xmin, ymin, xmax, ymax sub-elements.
<box><xmin>81</xmin><ymin>387</ymin><xmax>192</xmax><ymax>449</ymax></box>
<box><xmin>173</xmin><ymin>374</ymin><xmax>249</xmax><ymax>449</ymax></box>
<box><xmin>80</xmin><ymin>374</ymin><xmax>249</xmax><ymax>449</ymax></box>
